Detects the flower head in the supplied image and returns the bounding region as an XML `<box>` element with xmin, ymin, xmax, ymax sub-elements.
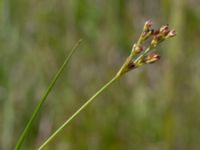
<box><xmin>116</xmin><ymin>20</ymin><xmax>176</xmax><ymax>78</ymax></box>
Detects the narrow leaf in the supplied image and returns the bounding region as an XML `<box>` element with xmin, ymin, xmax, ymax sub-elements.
<box><xmin>15</xmin><ymin>39</ymin><xmax>82</xmax><ymax>150</ymax></box>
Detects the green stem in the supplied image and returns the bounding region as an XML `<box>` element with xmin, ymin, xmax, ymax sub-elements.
<box><xmin>38</xmin><ymin>75</ymin><xmax>119</xmax><ymax>150</ymax></box>
<box><xmin>134</xmin><ymin>46</ymin><xmax>152</xmax><ymax>63</ymax></box>
<box><xmin>15</xmin><ymin>39</ymin><xmax>82</xmax><ymax>150</ymax></box>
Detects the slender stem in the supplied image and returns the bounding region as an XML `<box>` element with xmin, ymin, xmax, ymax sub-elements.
<box><xmin>136</xmin><ymin>33</ymin><xmax>143</xmax><ymax>46</ymax></box>
<box><xmin>15</xmin><ymin>39</ymin><xmax>82</xmax><ymax>150</ymax></box>
<box><xmin>38</xmin><ymin>75</ymin><xmax>119</xmax><ymax>150</ymax></box>
<box><xmin>134</xmin><ymin>46</ymin><xmax>152</xmax><ymax>63</ymax></box>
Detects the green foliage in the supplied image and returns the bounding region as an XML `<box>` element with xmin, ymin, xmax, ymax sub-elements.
<box><xmin>0</xmin><ymin>0</ymin><xmax>200</xmax><ymax>149</ymax></box>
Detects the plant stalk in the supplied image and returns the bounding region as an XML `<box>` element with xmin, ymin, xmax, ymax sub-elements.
<box><xmin>38</xmin><ymin>75</ymin><xmax>119</xmax><ymax>150</ymax></box>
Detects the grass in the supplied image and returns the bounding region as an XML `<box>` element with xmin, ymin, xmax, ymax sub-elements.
<box><xmin>14</xmin><ymin>39</ymin><xmax>82</xmax><ymax>150</ymax></box>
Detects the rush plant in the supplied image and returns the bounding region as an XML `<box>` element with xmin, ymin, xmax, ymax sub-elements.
<box><xmin>38</xmin><ymin>20</ymin><xmax>176</xmax><ymax>149</ymax></box>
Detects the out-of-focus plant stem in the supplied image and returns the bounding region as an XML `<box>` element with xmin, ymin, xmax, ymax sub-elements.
<box><xmin>161</xmin><ymin>0</ymin><xmax>185</xmax><ymax>148</ymax></box>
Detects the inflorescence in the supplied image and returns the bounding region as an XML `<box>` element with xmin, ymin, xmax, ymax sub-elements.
<box><xmin>116</xmin><ymin>20</ymin><xmax>176</xmax><ymax>78</ymax></box>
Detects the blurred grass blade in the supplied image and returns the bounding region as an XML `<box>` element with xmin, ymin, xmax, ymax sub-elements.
<box><xmin>15</xmin><ymin>39</ymin><xmax>82</xmax><ymax>150</ymax></box>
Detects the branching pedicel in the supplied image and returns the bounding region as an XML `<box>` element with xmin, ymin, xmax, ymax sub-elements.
<box><xmin>116</xmin><ymin>20</ymin><xmax>176</xmax><ymax>78</ymax></box>
<box><xmin>38</xmin><ymin>20</ymin><xmax>176</xmax><ymax>150</ymax></box>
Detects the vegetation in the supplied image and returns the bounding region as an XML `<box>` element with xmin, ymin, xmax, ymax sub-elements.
<box><xmin>0</xmin><ymin>0</ymin><xmax>200</xmax><ymax>150</ymax></box>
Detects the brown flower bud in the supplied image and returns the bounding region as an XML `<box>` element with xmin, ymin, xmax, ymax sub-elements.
<box><xmin>166</xmin><ymin>29</ymin><xmax>176</xmax><ymax>38</ymax></box>
<box><xmin>151</xmin><ymin>27</ymin><xmax>169</xmax><ymax>47</ymax></box>
<box><xmin>151</xmin><ymin>34</ymin><xmax>163</xmax><ymax>48</ymax></box>
<box><xmin>143</xmin><ymin>20</ymin><xmax>153</xmax><ymax>31</ymax></box>
<box><xmin>160</xmin><ymin>25</ymin><xmax>169</xmax><ymax>32</ymax></box>
<box><xmin>160</xmin><ymin>25</ymin><xmax>170</xmax><ymax>36</ymax></box>
<box><xmin>132</xmin><ymin>44</ymin><xmax>144</xmax><ymax>54</ymax></box>
<box><xmin>143</xmin><ymin>53</ymin><xmax>161</xmax><ymax>64</ymax></box>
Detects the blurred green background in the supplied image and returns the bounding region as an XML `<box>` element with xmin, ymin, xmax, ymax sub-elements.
<box><xmin>1</xmin><ymin>0</ymin><xmax>200</xmax><ymax>149</ymax></box>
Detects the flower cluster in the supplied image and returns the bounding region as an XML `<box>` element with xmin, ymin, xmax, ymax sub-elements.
<box><xmin>116</xmin><ymin>20</ymin><xmax>176</xmax><ymax>77</ymax></box>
